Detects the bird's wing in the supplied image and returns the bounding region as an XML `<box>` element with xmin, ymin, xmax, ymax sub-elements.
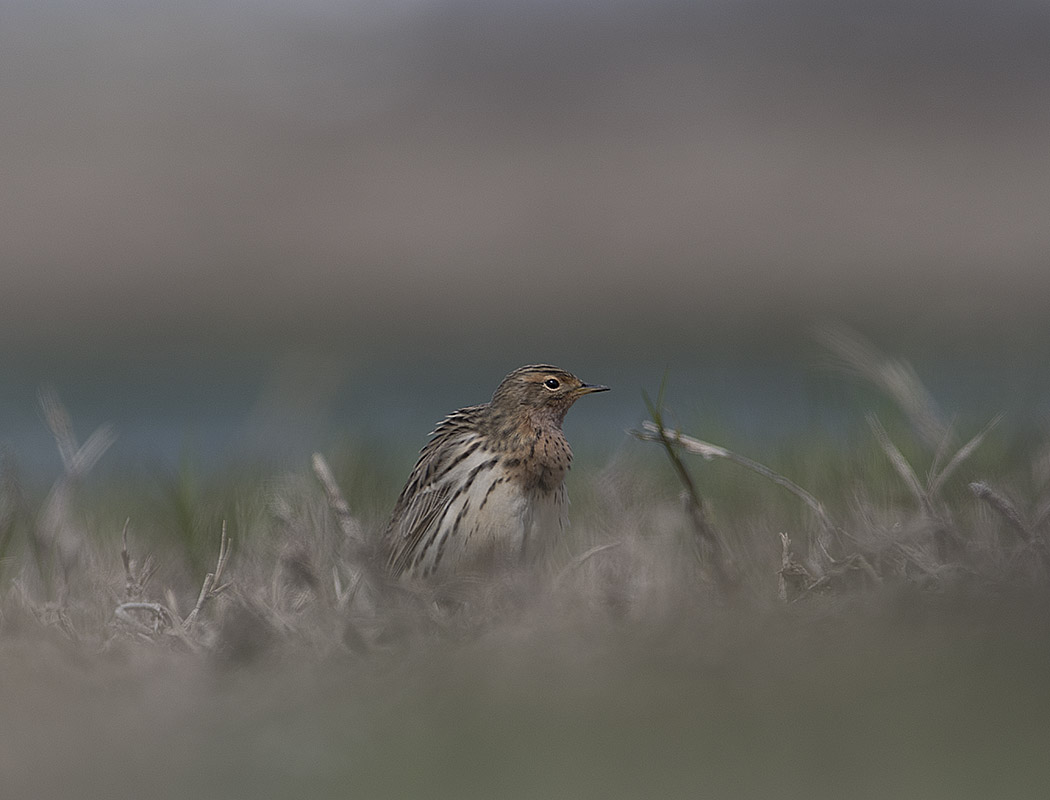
<box><xmin>384</xmin><ymin>411</ymin><xmax>487</xmax><ymax>578</ymax></box>
<box><xmin>385</xmin><ymin>481</ymin><xmax>454</xmax><ymax>577</ymax></box>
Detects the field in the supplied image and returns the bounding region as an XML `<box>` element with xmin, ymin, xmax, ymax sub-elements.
<box><xmin>4</xmin><ymin>1</ymin><xmax>1050</xmax><ymax>796</ymax></box>
<box><xmin>2</xmin><ymin>329</ymin><xmax>1050</xmax><ymax>799</ymax></box>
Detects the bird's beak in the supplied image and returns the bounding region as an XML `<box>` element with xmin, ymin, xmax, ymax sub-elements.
<box><xmin>575</xmin><ymin>382</ymin><xmax>610</xmax><ymax>395</ymax></box>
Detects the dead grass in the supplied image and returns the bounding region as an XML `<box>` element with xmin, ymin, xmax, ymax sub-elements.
<box><xmin>2</xmin><ymin>327</ymin><xmax>1050</xmax><ymax>798</ymax></box>
<box><xmin>1</xmin><ymin>326</ymin><xmax>1048</xmax><ymax>657</ymax></box>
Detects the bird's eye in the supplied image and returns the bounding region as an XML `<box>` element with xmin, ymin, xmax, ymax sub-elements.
<box><xmin>544</xmin><ymin>378</ymin><xmax>560</xmax><ymax>390</ymax></box>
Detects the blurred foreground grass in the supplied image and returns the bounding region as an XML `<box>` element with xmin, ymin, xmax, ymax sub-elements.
<box><xmin>3</xmin><ymin>591</ymin><xmax>1049</xmax><ymax>800</ymax></box>
<box><xmin>2</xmin><ymin>328</ymin><xmax>1050</xmax><ymax>799</ymax></box>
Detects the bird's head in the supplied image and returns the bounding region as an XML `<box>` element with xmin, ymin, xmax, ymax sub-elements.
<box><xmin>490</xmin><ymin>364</ymin><xmax>609</xmax><ymax>428</ymax></box>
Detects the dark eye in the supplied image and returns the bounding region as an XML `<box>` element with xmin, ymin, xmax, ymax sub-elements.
<box><xmin>544</xmin><ymin>378</ymin><xmax>560</xmax><ymax>390</ymax></box>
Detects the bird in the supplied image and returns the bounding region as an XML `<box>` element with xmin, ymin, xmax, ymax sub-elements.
<box><xmin>383</xmin><ymin>364</ymin><xmax>609</xmax><ymax>580</ymax></box>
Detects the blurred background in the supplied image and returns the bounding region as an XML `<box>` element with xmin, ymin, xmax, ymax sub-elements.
<box><xmin>2</xmin><ymin>0</ymin><xmax>1050</xmax><ymax>473</ymax></box>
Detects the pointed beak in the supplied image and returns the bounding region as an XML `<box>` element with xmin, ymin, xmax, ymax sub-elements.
<box><xmin>575</xmin><ymin>382</ymin><xmax>610</xmax><ymax>395</ymax></box>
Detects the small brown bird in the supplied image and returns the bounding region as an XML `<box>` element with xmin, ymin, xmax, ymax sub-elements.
<box><xmin>383</xmin><ymin>365</ymin><xmax>609</xmax><ymax>580</ymax></box>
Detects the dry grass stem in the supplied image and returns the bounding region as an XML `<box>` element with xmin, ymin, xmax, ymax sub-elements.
<box><xmin>969</xmin><ymin>481</ymin><xmax>1035</xmax><ymax>544</ymax></box>
<box><xmin>815</xmin><ymin>322</ymin><xmax>947</xmax><ymax>448</ymax></box>
<box><xmin>184</xmin><ymin>522</ymin><xmax>232</xmax><ymax>629</ymax></box>
<box><xmin>38</xmin><ymin>386</ymin><xmax>116</xmax><ymax>478</ymax></box>
<box><xmin>778</xmin><ymin>532</ymin><xmax>790</xmax><ymax>601</ymax></box>
<box><xmin>556</xmin><ymin>542</ymin><xmax>623</xmax><ymax>586</ymax></box>
<box><xmin>928</xmin><ymin>414</ymin><xmax>1002</xmax><ymax>498</ymax></box>
<box><xmin>111</xmin><ymin>524</ymin><xmax>234</xmax><ymax>651</ymax></box>
<box><xmin>635</xmin><ymin>398</ymin><xmax>736</xmax><ymax>594</ymax></box>
<box><xmin>777</xmin><ymin>532</ymin><xmax>817</xmax><ymax>601</ymax></box>
<box><xmin>311</xmin><ymin>453</ymin><xmax>378</xmax><ymax>621</ymax></box>
<box><xmin>311</xmin><ymin>452</ymin><xmax>364</xmax><ymax>545</ymax></box>
<box><xmin>120</xmin><ymin>518</ymin><xmax>157</xmax><ymax>602</ymax></box>
<box><xmin>635</xmin><ymin>421</ymin><xmax>838</xmax><ymax>535</ymax></box>
<box><xmin>114</xmin><ymin>602</ymin><xmax>180</xmax><ymax>635</ymax></box>
<box><xmin>867</xmin><ymin>410</ymin><xmax>1000</xmax><ymax>520</ymax></box>
<box><xmin>866</xmin><ymin>413</ymin><xmax>930</xmax><ymax>510</ymax></box>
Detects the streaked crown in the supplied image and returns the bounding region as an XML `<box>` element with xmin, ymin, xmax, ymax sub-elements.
<box><xmin>490</xmin><ymin>364</ymin><xmax>609</xmax><ymax>426</ymax></box>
